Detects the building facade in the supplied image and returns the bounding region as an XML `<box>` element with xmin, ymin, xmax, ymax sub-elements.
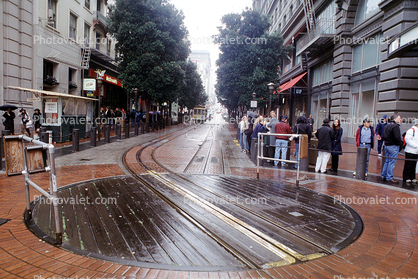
<box><xmin>1</xmin><ymin>0</ymin><xmax>124</xmax><ymax>135</ymax></box>
<box><xmin>254</xmin><ymin>0</ymin><xmax>418</xmax><ymax>142</ymax></box>
<box><xmin>190</xmin><ymin>50</ymin><xmax>212</xmax><ymax>100</ymax></box>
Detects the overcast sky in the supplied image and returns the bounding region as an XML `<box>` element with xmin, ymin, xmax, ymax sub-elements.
<box><xmin>169</xmin><ymin>0</ymin><xmax>253</xmax><ymax>64</ymax></box>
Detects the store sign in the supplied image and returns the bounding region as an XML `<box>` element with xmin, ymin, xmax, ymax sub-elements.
<box><xmin>27</xmin><ymin>98</ymin><xmax>41</xmax><ymax>102</ymax></box>
<box><xmin>251</xmin><ymin>101</ymin><xmax>257</xmax><ymax>108</ymax></box>
<box><xmin>45</xmin><ymin>102</ymin><xmax>58</xmax><ymax>113</ymax></box>
<box><xmin>86</xmin><ymin>91</ymin><xmax>94</xmax><ymax>97</ymax></box>
<box><xmin>83</xmin><ymin>79</ymin><xmax>96</xmax><ymax>91</ymax></box>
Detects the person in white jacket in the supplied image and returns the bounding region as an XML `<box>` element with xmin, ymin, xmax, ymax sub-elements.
<box><xmin>403</xmin><ymin>119</ymin><xmax>418</xmax><ymax>183</ymax></box>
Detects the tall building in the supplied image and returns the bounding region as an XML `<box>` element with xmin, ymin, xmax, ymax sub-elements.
<box><xmin>254</xmin><ymin>0</ymin><xmax>418</xmax><ymax>142</ymax></box>
<box><xmin>190</xmin><ymin>50</ymin><xmax>211</xmax><ymax>101</ymax></box>
<box><xmin>2</xmin><ymin>0</ymin><xmax>125</xmax><ymax>136</ymax></box>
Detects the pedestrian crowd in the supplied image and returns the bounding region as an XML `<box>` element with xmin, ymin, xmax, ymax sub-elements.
<box><xmin>237</xmin><ymin>111</ymin><xmax>418</xmax><ymax>184</ymax></box>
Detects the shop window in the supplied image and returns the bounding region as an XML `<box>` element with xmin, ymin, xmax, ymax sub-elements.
<box><xmin>312</xmin><ymin>59</ymin><xmax>333</xmax><ymax>87</ymax></box>
<box><xmin>355</xmin><ymin>0</ymin><xmax>380</xmax><ymax>25</ymax></box>
<box><xmin>85</xmin><ymin>0</ymin><xmax>90</xmax><ymax>9</ymax></box>
<box><xmin>69</xmin><ymin>13</ymin><xmax>77</xmax><ymax>40</ymax></box>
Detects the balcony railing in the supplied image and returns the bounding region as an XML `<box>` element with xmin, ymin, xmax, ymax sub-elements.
<box><xmin>94</xmin><ymin>11</ymin><xmax>107</xmax><ymax>27</ymax></box>
<box><xmin>296</xmin><ymin>16</ymin><xmax>336</xmax><ymax>56</ymax></box>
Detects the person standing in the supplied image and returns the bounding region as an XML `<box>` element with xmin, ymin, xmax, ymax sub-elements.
<box><xmin>402</xmin><ymin>119</ymin><xmax>418</xmax><ymax>183</ymax></box>
<box><xmin>274</xmin><ymin>116</ymin><xmax>292</xmax><ymax>167</ymax></box>
<box><xmin>381</xmin><ymin>114</ymin><xmax>402</xmax><ymax>183</ymax></box>
<box><xmin>33</xmin><ymin>108</ymin><xmax>42</xmax><ymax>139</ymax></box>
<box><xmin>315</xmin><ymin>118</ymin><xmax>334</xmax><ymax>173</ymax></box>
<box><xmin>251</xmin><ymin>115</ymin><xmax>267</xmax><ymax>139</ymax></box>
<box><xmin>267</xmin><ymin>110</ymin><xmax>279</xmax><ymax>164</ymax></box>
<box><xmin>241</xmin><ymin>116</ymin><xmax>249</xmax><ymax>153</ymax></box>
<box><xmin>354</xmin><ymin>118</ymin><xmax>374</xmax><ymax>176</ymax></box>
<box><xmin>19</xmin><ymin>108</ymin><xmax>31</xmax><ymax>137</ymax></box>
<box><xmin>292</xmin><ymin>116</ymin><xmax>312</xmax><ymax>169</ymax></box>
<box><xmin>2</xmin><ymin>107</ymin><xmax>15</xmax><ymax>134</ymax></box>
<box><xmin>375</xmin><ymin>115</ymin><xmax>388</xmax><ymax>156</ymax></box>
<box><xmin>238</xmin><ymin>117</ymin><xmax>245</xmax><ymax>150</ymax></box>
<box><xmin>307</xmin><ymin>115</ymin><xmax>314</xmax><ymax>129</ymax></box>
<box><xmin>330</xmin><ymin>119</ymin><xmax>343</xmax><ymax>172</ymax></box>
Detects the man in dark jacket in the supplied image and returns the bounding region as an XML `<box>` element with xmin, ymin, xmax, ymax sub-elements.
<box><xmin>315</xmin><ymin>118</ymin><xmax>334</xmax><ymax>173</ymax></box>
<box><xmin>292</xmin><ymin>116</ymin><xmax>312</xmax><ymax>168</ymax></box>
<box><xmin>274</xmin><ymin>116</ymin><xmax>292</xmax><ymax>167</ymax></box>
<box><xmin>381</xmin><ymin>114</ymin><xmax>402</xmax><ymax>182</ymax></box>
<box><xmin>354</xmin><ymin>118</ymin><xmax>375</xmax><ymax>176</ymax></box>
<box><xmin>375</xmin><ymin>115</ymin><xmax>388</xmax><ymax>156</ymax></box>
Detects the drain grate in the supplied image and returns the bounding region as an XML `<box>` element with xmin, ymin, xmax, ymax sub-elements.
<box><xmin>0</xmin><ymin>219</ymin><xmax>11</xmax><ymax>226</ymax></box>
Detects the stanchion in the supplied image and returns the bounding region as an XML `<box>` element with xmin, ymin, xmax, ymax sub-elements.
<box><xmin>146</xmin><ymin>122</ymin><xmax>150</xmax><ymax>133</ymax></box>
<box><xmin>72</xmin><ymin>129</ymin><xmax>79</xmax><ymax>152</ymax></box>
<box><xmin>97</xmin><ymin>125</ymin><xmax>101</xmax><ymax>141</ymax></box>
<box><xmin>116</xmin><ymin>123</ymin><xmax>121</xmax><ymax>141</ymax></box>
<box><xmin>251</xmin><ymin>138</ymin><xmax>257</xmax><ymax>164</ymax></box>
<box><xmin>135</xmin><ymin>122</ymin><xmax>139</xmax><ymax>136</ymax></box>
<box><xmin>151</xmin><ymin>122</ymin><xmax>155</xmax><ymax>132</ymax></box>
<box><xmin>355</xmin><ymin>147</ymin><xmax>368</xmax><ymax>180</ymax></box>
<box><xmin>105</xmin><ymin>124</ymin><xmax>110</xmax><ymax>143</ymax></box>
<box><xmin>40</xmin><ymin>132</ymin><xmax>49</xmax><ymax>143</ymax></box>
<box><xmin>90</xmin><ymin>127</ymin><xmax>97</xmax><ymax>147</ymax></box>
<box><xmin>125</xmin><ymin>123</ymin><xmax>130</xmax><ymax>139</ymax></box>
<box><xmin>141</xmin><ymin>122</ymin><xmax>145</xmax><ymax>134</ymax></box>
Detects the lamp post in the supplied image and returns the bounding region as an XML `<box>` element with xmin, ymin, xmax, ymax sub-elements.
<box><xmin>268</xmin><ymin>83</ymin><xmax>275</xmax><ymax>115</ymax></box>
<box><xmin>133</xmin><ymin>88</ymin><xmax>139</xmax><ymax>112</ymax></box>
<box><xmin>97</xmin><ymin>77</ymin><xmax>103</xmax><ymax>121</ymax></box>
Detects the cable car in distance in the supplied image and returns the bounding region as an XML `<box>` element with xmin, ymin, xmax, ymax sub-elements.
<box><xmin>192</xmin><ymin>105</ymin><xmax>207</xmax><ymax>123</ymax></box>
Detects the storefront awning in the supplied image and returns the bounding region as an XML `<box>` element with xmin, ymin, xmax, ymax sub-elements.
<box><xmin>7</xmin><ymin>86</ymin><xmax>98</xmax><ymax>101</ymax></box>
<box><xmin>279</xmin><ymin>72</ymin><xmax>307</xmax><ymax>93</ymax></box>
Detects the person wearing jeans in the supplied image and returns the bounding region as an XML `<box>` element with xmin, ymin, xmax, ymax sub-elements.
<box><xmin>354</xmin><ymin>118</ymin><xmax>375</xmax><ymax>176</ymax></box>
<box><xmin>274</xmin><ymin>116</ymin><xmax>292</xmax><ymax>166</ymax></box>
<box><xmin>381</xmin><ymin>114</ymin><xmax>402</xmax><ymax>182</ymax></box>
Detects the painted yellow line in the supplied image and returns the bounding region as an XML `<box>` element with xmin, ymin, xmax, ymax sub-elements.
<box><xmin>148</xmin><ymin>171</ymin><xmax>299</xmax><ymax>265</ymax></box>
<box><xmin>233</xmin><ymin>140</ymin><xmax>238</xmax><ymax>142</ymax></box>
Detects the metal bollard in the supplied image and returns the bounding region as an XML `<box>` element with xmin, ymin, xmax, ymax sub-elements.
<box><xmin>105</xmin><ymin>124</ymin><xmax>110</xmax><ymax>143</ymax></box>
<box><xmin>72</xmin><ymin>129</ymin><xmax>79</xmax><ymax>152</ymax></box>
<box><xmin>141</xmin><ymin>122</ymin><xmax>145</xmax><ymax>134</ymax></box>
<box><xmin>135</xmin><ymin>122</ymin><xmax>139</xmax><ymax>136</ymax></box>
<box><xmin>116</xmin><ymin>123</ymin><xmax>121</xmax><ymax>141</ymax></box>
<box><xmin>355</xmin><ymin>147</ymin><xmax>368</xmax><ymax>180</ymax></box>
<box><xmin>125</xmin><ymin>123</ymin><xmax>130</xmax><ymax>139</ymax></box>
<box><xmin>40</xmin><ymin>132</ymin><xmax>49</xmax><ymax>143</ymax></box>
<box><xmin>151</xmin><ymin>122</ymin><xmax>155</xmax><ymax>132</ymax></box>
<box><xmin>97</xmin><ymin>125</ymin><xmax>101</xmax><ymax>141</ymax></box>
<box><xmin>0</xmin><ymin>136</ymin><xmax>3</xmax><ymax>171</ymax></box>
<box><xmin>90</xmin><ymin>127</ymin><xmax>97</xmax><ymax>147</ymax></box>
<box><xmin>251</xmin><ymin>138</ymin><xmax>257</xmax><ymax>164</ymax></box>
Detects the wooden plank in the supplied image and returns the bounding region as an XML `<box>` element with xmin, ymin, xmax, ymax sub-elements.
<box><xmin>60</xmin><ymin>188</ymin><xmax>82</xmax><ymax>249</ymax></box>
<box><xmin>26</xmin><ymin>147</ymin><xmax>45</xmax><ymax>174</ymax></box>
<box><xmin>3</xmin><ymin>137</ymin><xmax>24</xmax><ymax>176</ymax></box>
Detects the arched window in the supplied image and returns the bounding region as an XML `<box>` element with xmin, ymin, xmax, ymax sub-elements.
<box><xmin>355</xmin><ymin>0</ymin><xmax>380</xmax><ymax>25</ymax></box>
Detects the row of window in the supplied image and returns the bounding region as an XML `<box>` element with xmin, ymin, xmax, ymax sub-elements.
<box><xmin>43</xmin><ymin>60</ymin><xmax>78</xmax><ymax>90</ymax></box>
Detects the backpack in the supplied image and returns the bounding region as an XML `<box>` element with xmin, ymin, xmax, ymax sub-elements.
<box><xmin>402</xmin><ymin>128</ymin><xmax>416</xmax><ymax>148</ymax></box>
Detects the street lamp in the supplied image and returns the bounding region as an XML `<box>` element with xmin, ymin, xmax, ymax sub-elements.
<box><xmin>268</xmin><ymin>83</ymin><xmax>275</xmax><ymax>115</ymax></box>
<box><xmin>133</xmin><ymin>88</ymin><xmax>139</xmax><ymax>111</ymax></box>
<box><xmin>97</xmin><ymin>77</ymin><xmax>103</xmax><ymax>120</ymax></box>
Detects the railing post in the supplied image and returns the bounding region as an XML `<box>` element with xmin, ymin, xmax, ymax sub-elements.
<box><xmin>72</xmin><ymin>129</ymin><xmax>79</xmax><ymax>152</ymax></box>
<box><xmin>22</xmin><ymin>141</ymin><xmax>31</xmax><ymax>220</ymax></box>
<box><xmin>105</xmin><ymin>124</ymin><xmax>110</xmax><ymax>143</ymax></box>
<box><xmin>125</xmin><ymin>122</ymin><xmax>130</xmax><ymax>139</ymax></box>
<box><xmin>90</xmin><ymin>127</ymin><xmax>97</xmax><ymax>147</ymax></box>
<box><xmin>256</xmin><ymin>134</ymin><xmax>260</xmax><ymax>180</ymax></box>
<box><xmin>116</xmin><ymin>123</ymin><xmax>121</xmax><ymax>141</ymax></box>
<box><xmin>47</xmin><ymin>144</ymin><xmax>62</xmax><ymax>245</ymax></box>
<box><xmin>355</xmin><ymin>147</ymin><xmax>367</xmax><ymax>180</ymax></box>
<box><xmin>97</xmin><ymin>125</ymin><xmax>101</xmax><ymax>141</ymax></box>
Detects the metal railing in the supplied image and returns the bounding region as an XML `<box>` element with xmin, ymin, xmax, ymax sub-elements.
<box><xmin>18</xmin><ymin>135</ymin><xmax>62</xmax><ymax>245</ymax></box>
<box><xmin>257</xmin><ymin>133</ymin><xmax>307</xmax><ymax>187</ymax></box>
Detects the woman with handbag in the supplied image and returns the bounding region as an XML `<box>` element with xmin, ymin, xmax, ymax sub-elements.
<box><xmin>19</xmin><ymin>108</ymin><xmax>31</xmax><ymax>137</ymax></box>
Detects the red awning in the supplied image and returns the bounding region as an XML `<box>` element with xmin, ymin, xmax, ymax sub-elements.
<box><xmin>279</xmin><ymin>72</ymin><xmax>307</xmax><ymax>93</ymax></box>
